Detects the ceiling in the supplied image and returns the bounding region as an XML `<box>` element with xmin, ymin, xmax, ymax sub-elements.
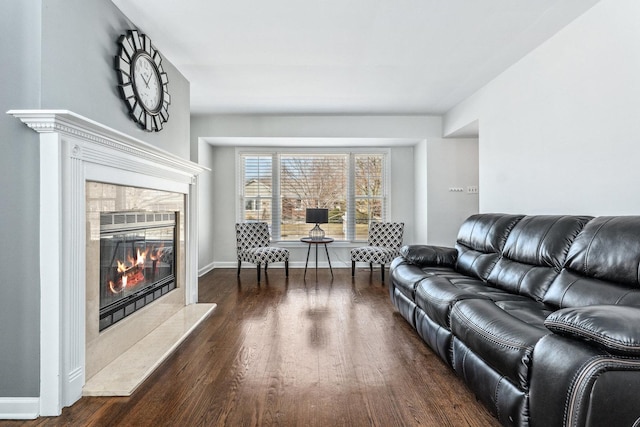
<box><xmin>112</xmin><ymin>0</ymin><xmax>599</xmax><ymax>116</ymax></box>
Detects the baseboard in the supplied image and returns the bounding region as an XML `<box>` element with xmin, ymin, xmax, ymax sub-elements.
<box><xmin>198</xmin><ymin>261</ymin><xmax>215</xmax><ymax>277</ymax></box>
<box><xmin>0</xmin><ymin>397</ymin><xmax>39</xmax><ymax>420</ymax></box>
<box><xmin>211</xmin><ymin>261</ymin><xmax>350</xmax><ymax>269</ymax></box>
<box><xmin>212</xmin><ymin>261</ymin><xmax>238</xmax><ymax>269</ymax></box>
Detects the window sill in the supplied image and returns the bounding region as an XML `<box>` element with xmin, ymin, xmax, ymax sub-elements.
<box><xmin>274</xmin><ymin>240</ymin><xmax>366</xmax><ymax>248</ymax></box>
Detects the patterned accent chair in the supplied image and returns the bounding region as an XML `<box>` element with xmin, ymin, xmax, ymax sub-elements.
<box><xmin>351</xmin><ymin>222</ymin><xmax>404</xmax><ymax>282</ymax></box>
<box><xmin>236</xmin><ymin>222</ymin><xmax>289</xmax><ymax>282</ymax></box>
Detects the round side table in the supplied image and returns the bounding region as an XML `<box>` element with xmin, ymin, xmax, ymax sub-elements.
<box><xmin>300</xmin><ymin>237</ymin><xmax>334</xmax><ymax>279</ymax></box>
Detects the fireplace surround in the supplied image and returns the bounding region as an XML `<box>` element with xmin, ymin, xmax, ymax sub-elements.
<box><xmin>9</xmin><ymin>110</ymin><xmax>209</xmax><ymax>417</ymax></box>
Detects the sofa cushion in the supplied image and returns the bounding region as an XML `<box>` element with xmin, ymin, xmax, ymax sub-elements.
<box><xmin>414</xmin><ymin>270</ymin><xmax>534</xmax><ymax>329</ymax></box>
<box><xmin>450</xmin><ymin>299</ymin><xmax>551</xmax><ymax>389</ymax></box>
<box><xmin>544</xmin><ymin>216</ymin><xmax>640</xmax><ymax>308</ymax></box>
<box><xmin>545</xmin><ymin>305</ymin><xmax>640</xmax><ymax>356</ymax></box>
<box><xmin>351</xmin><ymin>246</ymin><xmax>398</xmax><ymax>264</ymax></box>
<box><xmin>399</xmin><ymin>244</ymin><xmax>457</xmax><ymax>268</ymax></box>
<box><xmin>564</xmin><ymin>216</ymin><xmax>640</xmax><ymax>286</ymax></box>
<box><xmin>415</xmin><ymin>275</ymin><xmax>491</xmax><ymax>328</ymax></box>
<box><xmin>455</xmin><ymin>214</ymin><xmax>524</xmax><ymax>281</ymax></box>
<box><xmin>494</xmin><ymin>300</ymin><xmax>555</xmax><ymax>329</ymax></box>
<box><xmin>487</xmin><ymin>215</ymin><xmax>592</xmax><ymax>301</ymax></box>
<box><xmin>543</xmin><ymin>270</ymin><xmax>640</xmax><ymax>308</ymax></box>
<box><xmin>390</xmin><ymin>261</ymin><xmax>435</xmax><ymax>300</ymax></box>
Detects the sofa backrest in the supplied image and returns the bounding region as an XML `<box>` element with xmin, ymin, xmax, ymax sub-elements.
<box><xmin>487</xmin><ymin>215</ymin><xmax>592</xmax><ymax>301</ymax></box>
<box><xmin>455</xmin><ymin>213</ymin><xmax>524</xmax><ymax>281</ymax></box>
<box><xmin>543</xmin><ymin>216</ymin><xmax>640</xmax><ymax>308</ymax></box>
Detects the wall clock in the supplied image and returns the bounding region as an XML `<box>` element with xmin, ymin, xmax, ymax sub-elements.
<box><xmin>115</xmin><ymin>30</ymin><xmax>170</xmax><ymax>132</ymax></box>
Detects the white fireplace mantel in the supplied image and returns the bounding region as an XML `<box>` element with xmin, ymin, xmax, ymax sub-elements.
<box><xmin>8</xmin><ymin>110</ymin><xmax>208</xmax><ymax>417</ymax></box>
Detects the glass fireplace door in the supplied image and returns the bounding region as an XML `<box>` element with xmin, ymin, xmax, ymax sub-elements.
<box><xmin>99</xmin><ymin>211</ymin><xmax>177</xmax><ymax>330</ymax></box>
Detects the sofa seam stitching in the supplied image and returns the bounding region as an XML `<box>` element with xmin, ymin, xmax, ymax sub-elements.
<box><xmin>452</xmin><ymin>305</ymin><xmax>533</xmax><ymax>350</ymax></box>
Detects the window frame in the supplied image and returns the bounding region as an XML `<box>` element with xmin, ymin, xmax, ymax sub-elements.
<box><xmin>237</xmin><ymin>147</ymin><xmax>390</xmax><ymax>242</ymax></box>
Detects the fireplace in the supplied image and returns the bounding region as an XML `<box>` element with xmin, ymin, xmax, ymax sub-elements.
<box><xmin>9</xmin><ymin>110</ymin><xmax>211</xmax><ymax>417</ymax></box>
<box><xmin>84</xmin><ymin>181</ymin><xmax>188</xmax><ymax>381</ymax></box>
<box><xmin>98</xmin><ymin>211</ymin><xmax>177</xmax><ymax>331</ymax></box>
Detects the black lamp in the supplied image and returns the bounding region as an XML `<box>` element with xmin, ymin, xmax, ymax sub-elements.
<box><xmin>306</xmin><ymin>208</ymin><xmax>329</xmax><ymax>240</ymax></box>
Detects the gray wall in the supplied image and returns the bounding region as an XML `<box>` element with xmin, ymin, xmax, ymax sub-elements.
<box><xmin>196</xmin><ymin>140</ymin><xmax>217</xmax><ymax>272</ymax></box>
<box><xmin>0</xmin><ymin>0</ymin><xmax>42</xmax><ymax>398</ymax></box>
<box><xmin>1</xmin><ymin>0</ymin><xmax>191</xmax><ymax>398</ymax></box>
<box><xmin>41</xmin><ymin>0</ymin><xmax>191</xmax><ymax>159</ymax></box>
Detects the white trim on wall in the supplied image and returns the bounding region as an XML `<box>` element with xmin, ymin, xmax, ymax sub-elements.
<box><xmin>198</xmin><ymin>261</ymin><xmax>215</xmax><ymax>277</ymax></box>
<box><xmin>0</xmin><ymin>398</ymin><xmax>40</xmax><ymax>420</ymax></box>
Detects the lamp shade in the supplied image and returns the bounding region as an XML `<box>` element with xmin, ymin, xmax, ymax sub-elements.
<box><xmin>306</xmin><ymin>208</ymin><xmax>328</xmax><ymax>224</ymax></box>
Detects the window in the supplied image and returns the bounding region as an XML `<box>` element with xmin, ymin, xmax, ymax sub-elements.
<box><xmin>239</xmin><ymin>151</ymin><xmax>388</xmax><ymax>241</ymax></box>
<box><xmin>241</xmin><ymin>156</ymin><xmax>272</xmax><ymax>222</ymax></box>
<box><xmin>354</xmin><ymin>154</ymin><xmax>384</xmax><ymax>241</ymax></box>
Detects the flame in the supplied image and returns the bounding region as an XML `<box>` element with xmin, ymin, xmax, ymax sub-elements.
<box><xmin>107</xmin><ymin>246</ymin><xmax>164</xmax><ymax>293</ymax></box>
<box><xmin>116</xmin><ymin>259</ymin><xmax>127</xmax><ymax>272</ymax></box>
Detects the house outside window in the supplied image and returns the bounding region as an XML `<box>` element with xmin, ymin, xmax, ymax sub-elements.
<box><xmin>239</xmin><ymin>150</ymin><xmax>388</xmax><ymax>241</ymax></box>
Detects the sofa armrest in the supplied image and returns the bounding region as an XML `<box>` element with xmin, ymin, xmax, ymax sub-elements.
<box><xmin>545</xmin><ymin>305</ymin><xmax>640</xmax><ymax>356</ymax></box>
<box><xmin>398</xmin><ymin>244</ymin><xmax>457</xmax><ymax>268</ymax></box>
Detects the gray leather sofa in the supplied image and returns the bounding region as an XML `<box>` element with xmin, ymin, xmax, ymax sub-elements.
<box><xmin>389</xmin><ymin>214</ymin><xmax>640</xmax><ymax>427</ymax></box>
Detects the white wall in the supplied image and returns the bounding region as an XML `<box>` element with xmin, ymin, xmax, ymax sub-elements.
<box><xmin>412</xmin><ymin>138</ymin><xmax>480</xmax><ymax>246</ymax></box>
<box><xmin>427</xmin><ymin>138</ymin><xmax>479</xmax><ymax>246</ymax></box>
<box><xmin>413</xmin><ymin>140</ymin><xmax>429</xmax><ymax>243</ymax></box>
<box><xmin>191</xmin><ymin>114</ymin><xmax>441</xmax><ymax>139</ymax></box>
<box><xmin>444</xmin><ymin>0</ymin><xmax>640</xmax><ymax>216</ymax></box>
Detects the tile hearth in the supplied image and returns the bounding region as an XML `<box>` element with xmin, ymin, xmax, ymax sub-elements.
<box><xmin>84</xmin><ymin>303</ymin><xmax>216</xmax><ymax>396</ymax></box>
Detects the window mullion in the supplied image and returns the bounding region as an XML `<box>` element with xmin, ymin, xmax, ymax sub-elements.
<box><xmin>237</xmin><ymin>153</ymin><xmax>243</xmax><ymax>222</ymax></box>
<box><xmin>272</xmin><ymin>153</ymin><xmax>281</xmax><ymax>240</ymax></box>
<box><xmin>347</xmin><ymin>153</ymin><xmax>355</xmax><ymax>241</ymax></box>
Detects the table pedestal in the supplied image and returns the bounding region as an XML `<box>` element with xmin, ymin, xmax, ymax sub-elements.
<box><xmin>301</xmin><ymin>237</ymin><xmax>334</xmax><ymax>279</ymax></box>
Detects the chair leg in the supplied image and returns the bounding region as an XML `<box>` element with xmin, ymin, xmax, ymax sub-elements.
<box><xmin>352</xmin><ymin>261</ymin><xmax>355</xmax><ymax>276</ymax></box>
<box><xmin>369</xmin><ymin>263</ymin><xmax>373</xmax><ymax>272</ymax></box>
<box><xmin>256</xmin><ymin>264</ymin><xmax>261</xmax><ymax>282</ymax></box>
<box><xmin>237</xmin><ymin>260</ymin><xmax>241</xmax><ymax>276</ymax></box>
<box><xmin>381</xmin><ymin>264</ymin><xmax>385</xmax><ymax>282</ymax></box>
<box><xmin>285</xmin><ymin>261</ymin><xmax>289</xmax><ymax>277</ymax></box>
<box><xmin>265</xmin><ymin>262</ymin><xmax>268</xmax><ymax>272</ymax></box>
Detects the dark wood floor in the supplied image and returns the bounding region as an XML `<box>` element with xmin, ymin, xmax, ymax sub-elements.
<box><xmin>7</xmin><ymin>268</ymin><xmax>498</xmax><ymax>427</ymax></box>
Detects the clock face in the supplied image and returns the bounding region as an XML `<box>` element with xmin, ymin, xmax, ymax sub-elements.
<box><xmin>133</xmin><ymin>55</ymin><xmax>162</xmax><ymax>113</ymax></box>
<box><xmin>115</xmin><ymin>30</ymin><xmax>170</xmax><ymax>132</ymax></box>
